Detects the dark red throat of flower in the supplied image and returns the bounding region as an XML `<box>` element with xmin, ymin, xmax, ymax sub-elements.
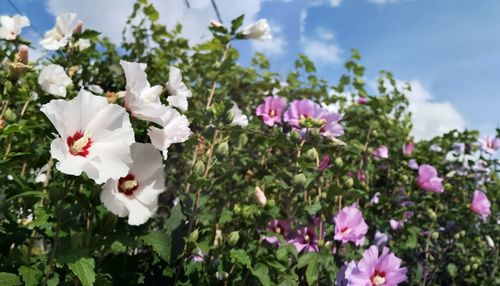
<box><xmin>370</xmin><ymin>270</ymin><xmax>386</xmax><ymax>286</ymax></box>
<box><xmin>67</xmin><ymin>131</ymin><xmax>92</xmax><ymax>157</ymax></box>
<box><xmin>118</xmin><ymin>173</ymin><xmax>139</xmax><ymax>196</ymax></box>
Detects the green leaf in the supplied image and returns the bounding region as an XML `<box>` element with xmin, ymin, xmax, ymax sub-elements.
<box><xmin>165</xmin><ymin>204</ymin><xmax>186</xmax><ymax>233</ymax></box>
<box><xmin>67</xmin><ymin>257</ymin><xmax>96</xmax><ymax>286</ymax></box>
<box><xmin>297</xmin><ymin>252</ymin><xmax>320</xmax><ymax>285</ymax></box>
<box><xmin>141</xmin><ymin>231</ymin><xmax>170</xmax><ymax>261</ymax></box>
<box><xmin>252</xmin><ymin>263</ymin><xmax>271</xmax><ymax>286</ymax></box>
<box><xmin>79</xmin><ymin>29</ymin><xmax>100</xmax><ymax>39</ymax></box>
<box><xmin>229</xmin><ymin>249</ymin><xmax>251</xmax><ymax>268</ymax></box>
<box><xmin>18</xmin><ymin>266</ymin><xmax>42</xmax><ymax>286</ymax></box>
<box><xmin>447</xmin><ymin>263</ymin><xmax>458</xmax><ymax>278</ymax></box>
<box><xmin>304</xmin><ymin>202</ymin><xmax>322</xmax><ymax>216</ymax></box>
<box><xmin>0</xmin><ymin>273</ymin><xmax>21</xmax><ymax>286</ymax></box>
<box><xmin>231</xmin><ymin>15</ymin><xmax>245</xmax><ymax>34</ymax></box>
<box><xmin>143</xmin><ymin>4</ymin><xmax>159</xmax><ymax>21</ymax></box>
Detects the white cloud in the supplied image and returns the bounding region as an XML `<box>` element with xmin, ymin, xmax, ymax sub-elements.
<box><xmin>330</xmin><ymin>0</ymin><xmax>343</xmax><ymax>7</ymax></box>
<box><xmin>301</xmin><ymin>26</ymin><xmax>342</xmax><ymax>66</ymax></box>
<box><xmin>368</xmin><ymin>0</ymin><xmax>400</xmax><ymax>5</ymax></box>
<box><xmin>397</xmin><ymin>80</ymin><xmax>466</xmax><ymax>140</ymax></box>
<box><xmin>45</xmin><ymin>0</ymin><xmax>262</xmax><ymax>45</ymax></box>
<box><xmin>251</xmin><ymin>23</ymin><xmax>287</xmax><ymax>57</ymax></box>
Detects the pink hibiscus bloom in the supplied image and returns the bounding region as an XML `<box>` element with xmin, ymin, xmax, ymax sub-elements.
<box><xmin>255</xmin><ymin>96</ymin><xmax>287</xmax><ymax>126</ymax></box>
<box><xmin>478</xmin><ymin>136</ymin><xmax>500</xmax><ymax>154</ymax></box>
<box><xmin>349</xmin><ymin>246</ymin><xmax>407</xmax><ymax>286</ymax></box>
<box><xmin>402</xmin><ymin>142</ymin><xmax>414</xmax><ymax>156</ymax></box>
<box><xmin>417</xmin><ymin>164</ymin><xmax>444</xmax><ymax>193</ymax></box>
<box><xmin>264</xmin><ymin>219</ymin><xmax>291</xmax><ymax>245</ymax></box>
<box><xmin>470</xmin><ymin>190</ymin><xmax>491</xmax><ymax>218</ymax></box>
<box><xmin>288</xmin><ymin>226</ymin><xmax>319</xmax><ymax>253</ymax></box>
<box><xmin>334</xmin><ymin>205</ymin><xmax>369</xmax><ymax>246</ymax></box>
<box><xmin>372</xmin><ymin>146</ymin><xmax>388</xmax><ymax>160</ymax></box>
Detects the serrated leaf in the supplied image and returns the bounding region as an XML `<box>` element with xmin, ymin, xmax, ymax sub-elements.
<box><xmin>141</xmin><ymin>231</ymin><xmax>170</xmax><ymax>261</ymax></box>
<box><xmin>79</xmin><ymin>30</ymin><xmax>100</xmax><ymax>39</ymax></box>
<box><xmin>230</xmin><ymin>15</ymin><xmax>245</xmax><ymax>34</ymax></box>
<box><xmin>0</xmin><ymin>273</ymin><xmax>21</xmax><ymax>286</ymax></box>
<box><xmin>67</xmin><ymin>257</ymin><xmax>96</xmax><ymax>286</ymax></box>
<box><xmin>229</xmin><ymin>249</ymin><xmax>251</xmax><ymax>268</ymax></box>
<box><xmin>304</xmin><ymin>202</ymin><xmax>321</xmax><ymax>216</ymax></box>
<box><xmin>252</xmin><ymin>263</ymin><xmax>271</xmax><ymax>286</ymax></box>
<box><xmin>18</xmin><ymin>266</ymin><xmax>42</xmax><ymax>286</ymax></box>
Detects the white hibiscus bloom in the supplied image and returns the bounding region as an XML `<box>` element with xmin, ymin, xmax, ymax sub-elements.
<box><xmin>38</xmin><ymin>64</ymin><xmax>72</xmax><ymax>97</ymax></box>
<box><xmin>0</xmin><ymin>15</ymin><xmax>30</xmax><ymax>40</ymax></box>
<box><xmin>40</xmin><ymin>13</ymin><xmax>78</xmax><ymax>50</ymax></box>
<box><xmin>240</xmin><ymin>19</ymin><xmax>272</xmax><ymax>41</ymax></box>
<box><xmin>166</xmin><ymin>66</ymin><xmax>192</xmax><ymax>112</ymax></box>
<box><xmin>120</xmin><ymin>60</ymin><xmax>166</xmax><ymax>123</ymax></box>
<box><xmin>229</xmin><ymin>103</ymin><xmax>248</xmax><ymax>127</ymax></box>
<box><xmin>147</xmin><ymin>107</ymin><xmax>191</xmax><ymax>159</ymax></box>
<box><xmin>40</xmin><ymin>89</ymin><xmax>135</xmax><ymax>184</ymax></box>
<box><xmin>100</xmin><ymin>143</ymin><xmax>165</xmax><ymax>226</ymax></box>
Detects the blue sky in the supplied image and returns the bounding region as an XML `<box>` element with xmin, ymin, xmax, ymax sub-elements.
<box><xmin>2</xmin><ymin>0</ymin><xmax>499</xmax><ymax>139</ymax></box>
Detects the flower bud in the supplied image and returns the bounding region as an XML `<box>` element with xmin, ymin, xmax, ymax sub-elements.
<box><xmin>464</xmin><ymin>265</ymin><xmax>471</xmax><ymax>272</ymax></box>
<box><xmin>210</xmin><ymin>20</ymin><xmax>223</xmax><ymax>28</ymax></box>
<box><xmin>216</xmin><ymin>142</ymin><xmax>229</xmax><ymax>157</ymax></box>
<box><xmin>304</xmin><ymin>147</ymin><xmax>319</xmax><ymax>161</ymax></box>
<box><xmin>453</xmin><ymin>233</ymin><xmax>460</xmax><ymax>240</ymax></box>
<box><xmin>73</xmin><ymin>20</ymin><xmax>83</xmax><ymax>35</ymax></box>
<box><xmin>426</xmin><ymin>208</ymin><xmax>437</xmax><ymax>220</ymax></box>
<box><xmin>3</xmin><ymin>108</ymin><xmax>16</xmax><ymax>122</ymax></box>
<box><xmin>459</xmin><ymin>230</ymin><xmax>466</xmax><ymax>237</ymax></box>
<box><xmin>431</xmin><ymin>232</ymin><xmax>439</xmax><ymax>240</ymax></box>
<box><xmin>194</xmin><ymin>160</ymin><xmax>205</xmax><ymax>175</ymax></box>
<box><xmin>228</xmin><ymin>231</ymin><xmax>240</xmax><ymax>245</ymax></box>
<box><xmin>334</xmin><ymin>157</ymin><xmax>343</xmax><ymax>167</ymax></box>
<box><xmin>213</xmin><ymin>229</ymin><xmax>223</xmax><ymax>247</ymax></box>
<box><xmin>188</xmin><ymin>229</ymin><xmax>199</xmax><ymax>242</ymax></box>
<box><xmin>267</xmin><ymin>198</ymin><xmax>275</xmax><ymax>207</ymax></box>
<box><xmin>290</xmin><ymin>130</ymin><xmax>301</xmax><ymax>141</ymax></box>
<box><xmin>293</xmin><ymin>173</ymin><xmax>307</xmax><ymax>188</ymax></box>
<box><xmin>17</xmin><ymin>45</ymin><xmax>29</xmax><ymax>64</ymax></box>
<box><xmin>233</xmin><ymin>204</ymin><xmax>241</xmax><ymax>214</ymax></box>
<box><xmin>254</xmin><ymin>186</ymin><xmax>267</xmax><ymax>206</ymax></box>
<box><xmin>345</xmin><ymin>177</ymin><xmax>354</xmax><ymax>188</ymax></box>
<box><xmin>472</xmin><ymin>263</ymin><xmax>479</xmax><ymax>270</ymax></box>
<box><xmin>238</xmin><ymin>133</ymin><xmax>248</xmax><ymax>146</ymax></box>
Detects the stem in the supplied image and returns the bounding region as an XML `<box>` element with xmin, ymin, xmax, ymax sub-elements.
<box><xmin>205</xmin><ymin>43</ymin><xmax>231</xmax><ymax>109</ymax></box>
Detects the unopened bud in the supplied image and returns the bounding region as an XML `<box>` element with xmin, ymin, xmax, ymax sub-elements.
<box><xmin>73</xmin><ymin>20</ymin><xmax>83</xmax><ymax>35</ymax></box>
<box><xmin>228</xmin><ymin>231</ymin><xmax>240</xmax><ymax>245</ymax></box>
<box><xmin>188</xmin><ymin>229</ymin><xmax>199</xmax><ymax>242</ymax></box>
<box><xmin>210</xmin><ymin>20</ymin><xmax>223</xmax><ymax>28</ymax></box>
<box><xmin>233</xmin><ymin>204</ymin><xmax>241</xmax><ymax>213</ymax></box>
<box><xmin>464</xmin><ymin>265</ymin><xmax>471</xmax><ymax>272</ymax></box>
<box><xmin>334</xmin><ymin>157</ymin><xmax>343</xmax><ymax>167</ymax></box>
<box><xmin>304</xmin><ymin>148</ymin><xmax>319</xmax><ymax>161</ymax></box>
<box><xmin>293</xmin><ymin>173</ymin><xmax>307</xmax><ymax>187</ymax></box>
<box><xmin>472</xmin><ymin>263</ymin><xmax>479</xmax><ymax>270</ymax></box>
<box><xmin>3</xmin><ymin>108</ymin><xmax>16</xmax><ymax>122</ymax></box>
<box><xmin>431</xmin><ymin>232</ymin><xmax>439</xmax><ymax>240</ymax></box>
<box><xmin>213</xmin><ymin>229</ymin><xmax>223</xmax><ymax>247</ymax></box>
<box><xmin>254</xmin><ymin>186</ymin><xmax>267</xmax><ymax>206</ymax></box>
<box><xmin>216</xmin><ymin>142</ymin><xmax>229</xmax><ymax>157</ymax></box>
<box><xmin>194</xmin><ymin>161</ymin><xmax>205</xmax><ymax>175</ymax></box>
<box><xmin>17</xmin><ymin>45</ymin><xmax>29</xmax><ymax>64</ymax></box>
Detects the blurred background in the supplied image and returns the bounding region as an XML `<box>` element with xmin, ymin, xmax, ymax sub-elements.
<box><xmin>2</xmin><ymin>0</ymin><xmax>499</xmax><ymax>140</ymax></box>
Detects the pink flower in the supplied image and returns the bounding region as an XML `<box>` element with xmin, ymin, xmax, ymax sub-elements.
<box><xmin>349</xmin><ymin>246</ymin><xmax>407</xmax><ymax>286</ymax></box>
<box><xmin>356</xmin><ymin>170</ymin><xmax>366</xmax><ymax>181</ymax></box>
<box><xmin>479</xmin><ymin>136</ymin><xmax>500</xmax><ymax>154</ymax></box>
<box><xmin>283</xmin><ymin>99</ymin><xmax>344</xmax><ymax>138</ymax></box>
<box><xmin>372</xmin><ymin>146</ymin><xmax>388</xmax><ymax>160</ymax></box>
<box><xmin>334</xmin><ymin>205</ymin><xmax>368</xmax><ymax>246</ymax></box>
<box><xmin>288</xmin><ymin>227</ymin><xmax>319</xmax><ymax>253</ymax></box>
<box><xmin>470</xmin><ymin>190</ymin><xmax>491</xmax><ymax>218</ymax></box>
<box><xmin>255</xmin><ymin>96</ymin><xmax>287</xmax><ymax>126</ymax></box>
<box><xmin>370</xmin><ymin>192</ymin><xmax>380</xmax><ymax>204</ymax></box>
<box><xmin>264</xmin><ymin>220</ymin><xmax>291</xmax><ymax>245</ymax></box>
<box><xmin>417</xmin><ymin>164</ymin><xmax>444</xmax><ymax>193</ymax></box>
<box><xmin>318</xmin><ymin>155</ymin><xmax>330</xmax><ymax>171</ymax></box>
<box><xmin>389</xmin><ymin>219</ymin><xmax>405</xmax><ymax>231</ymax></box>
<box><xmin>402</xmin><ymin>142</ymin><xmax>414</xmax><ymax>156</ymax></box>
<box><xmin>357</xmin><ymin>97</ymin><xmax>369</xmax><ymax>104</ymax></box>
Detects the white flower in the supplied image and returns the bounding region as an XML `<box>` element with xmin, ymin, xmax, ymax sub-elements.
<box><xmin>240</xmin><ymin>19</ymin><xmax>272</xmax><ymax>41</ymax></box>
<box><xmin>120</xmin><ymin>60</ymin><xmax>166</xmax><ymax>123</ymax></box>
<box><xmin>0</xmin><ymin>15</ymin><xmax>30</xmax><ymax>40</ymax></box>
<box><xmin>74</xmin><ymin>38</ymin><xmax>91</xmax><ymax>51</ymax></box>
<box><xmin>87</xmin><ymin>84</ymin><xmax>103</xmax><ymax>94</ymax></box>
<box><xmin>35</xmin><ymin>164</ymin><xmax>49</xmax><ymax>184</ymax></box>
<box><xmin>166</xmin><ymin>66</ymin><xmax>192</xmax><ymax>112</ymax></box>
<box><xmin>38</xmin><ymin>64</ymin><xmax>72</xmax><ymax>97</ymax></box>
<box><xmin>147</xmin><ymin>107</ymin><xmax>191</xmax><ymax>159</ymax></box>
<box><xmin>40</xmin><ymin>13</ymin><xmax>78</xmax><ymax>50</ymax></box>
<box><xmin>229</xmin><ymin>103</ymin><xmax>248</xmax><ymax>127</ymax></box>
<box><xmin>40</xmin><ymin>89</ymin><xmax>135</xmax><ymax>184</ymax></box>
<box><xmin>100</xmin><ymin>143</ymin><xmax>165</xmax><ymax>226</ymax></box>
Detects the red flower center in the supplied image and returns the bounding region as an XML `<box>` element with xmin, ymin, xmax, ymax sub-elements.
<box><xmin>67</xmin><ymin>131</ymin><xmax>92</xmax><ymax>157</ymax></box>
<box><xmin>371</xmin><ymin>270</ymin><xmax>386</xmax><ymax>286</ymax></box>
<box><xmin>269</xmin><ymin>109</ymin><xmax>276</xmax><ymax>117</ymax></box>
<box><xmin>118</xmin><ymin>173</ymin><xmax>139</xmax><ymax>196</ymax></box>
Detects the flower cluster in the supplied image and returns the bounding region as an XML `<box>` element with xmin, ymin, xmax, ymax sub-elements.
<box><xmin>256</xmin><ymin>97</ymin><xmax>344</xmax><ymax>139</ymax></box>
